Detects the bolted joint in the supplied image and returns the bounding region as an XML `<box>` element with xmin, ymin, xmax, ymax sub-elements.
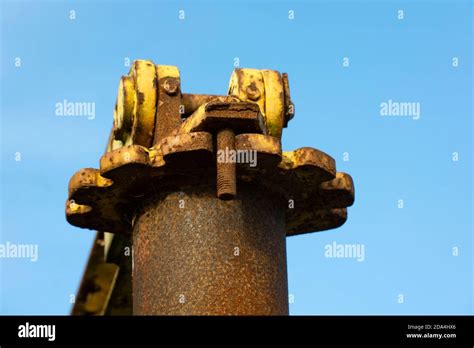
<box><xmin>216</xmin><ymin>128</ymin><xmax>236</xmax><ymax>200</ymax></box>
<box><xmin>163</xmin><ymin>78</ymin><xmax>180</xmax><ymax>96</ymax></box>
<box><xmin>245</xmin><ymin>83</ymin><xmax>261</xmax><ymax>101</ymax></box>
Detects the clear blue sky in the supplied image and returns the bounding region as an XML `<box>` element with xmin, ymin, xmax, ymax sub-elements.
<box><xmin>0</xmin><ymin>0</ymin><xmax>472</xmax><ymax>315</ymax></box>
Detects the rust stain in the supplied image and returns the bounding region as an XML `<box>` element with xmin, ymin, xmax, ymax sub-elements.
<box><xmin>137</xmin><ymin>92</ymin><xmax>145</xmax><ymax>105</ymax></box>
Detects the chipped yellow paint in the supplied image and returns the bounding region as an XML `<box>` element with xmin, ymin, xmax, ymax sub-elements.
<box><xmin>261</xmin><ymin>70</ymin><xmax>285</xmax><ymax>138</ymax></box>
<box><xmin>178</xmin><ymin>102</ymin><xmax>207</xmax><ymax>134</ymax></box>
<box><xmin>235</xmin><ymin>133</ymin><xmax>281</xmax><ymax>156</ymax></box>
<box><xmin>280</xmin><ymin>149</ymin><xmax>335</xmax><ymax>175</ymax></box>
<box><xmin>115</xmin><ymin>75</ymin><xmax>135</xmax><ymax>142</ymax></box>
<box><xmin>68</xmin><ymin>168</ymin><xmax>113</xmax><ymax>197</ymax></box>
<box><xmin>279</xmin><ymin>151</ymin><xmax>295</xmax><ymax>168</ymax></box>
<box><xmin>96</xmin><ymin>171</ymin><xmax>114</xmax><ymax>188</ymax></box>
<box><xmin>175</xmin><ymin>96</ymin><xmax>264</xmax><ymax>136</ymax></box>
<box><xmin>111</xmin><ymin>139</ymin><xmax>123</xmax><ymax>150</ymax></box>
<box><xmin>83</xmin><ymin>263</ymin><xmax>119</xmax><ymax>315</ymax></box>
<box><xmin>130</xmin><ymin>60</ymin><xmax>157</xmax><ymax>148</ymax></box>
<box><xmin>156</xmin><ymin>65</ymin><xmax>180</xmax><ymax>79</ymax></box>
<box><xmin>228</xmin><ymin>68</ymin><xmax>286</xmax><ymax>139</ymax></box>
<box><xmin>66</xmin><ymin>200</ymin><xmax>92</xmax><ymax>215</ymax></box>
<box><xmin>148</xmin><ymin>145</ymin><xmax>166</xmax><ymax>168</ymax></box>
<box><xmin>99</xmin><ymin>144</ymin><xmax>151</xmax><ymax>177</ymax></box>
<box><xmin>228</xmin><ymin>68</ymin><xmax>266</xmax><ymax>121</ymax></box>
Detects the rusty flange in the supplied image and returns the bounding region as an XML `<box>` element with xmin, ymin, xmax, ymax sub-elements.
<box><xmin>66</xmin><ymin>134</ymin><xmax>354</xmax><ymax>237</ymax></box>
<box><xmin>66</xmin><ymin>60</ymin><xmax>354</xmax><ymax>237</ymax></box>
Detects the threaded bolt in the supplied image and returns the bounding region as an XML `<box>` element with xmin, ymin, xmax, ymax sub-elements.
<box><xmin>216</xmin><ymin>128</ymin><xmax>236</xmax><ymax>200</ymax></box>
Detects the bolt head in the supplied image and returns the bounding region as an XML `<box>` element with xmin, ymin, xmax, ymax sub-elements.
<box><xmin>163</xmin><ymin>79</ymin><xmax>179</xmax><ymax>95</ymax></box>
<box><xmin>246</xmin><ymin>85</ymin><xmax>261</xmax><ymax>101</ymax></box>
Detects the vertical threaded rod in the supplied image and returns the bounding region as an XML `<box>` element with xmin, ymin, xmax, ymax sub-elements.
<box><xmin>216</xmin><ymin>128</ymin><xmax>236</xmax><ymax>200</ymax></box>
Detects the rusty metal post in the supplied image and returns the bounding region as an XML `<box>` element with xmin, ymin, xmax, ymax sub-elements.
<box><xmin>133</xmin><ymin>183</ymin><xmax>288</xmax><ymax>315</ymax></box>
<box><xmin>66</xmin><ymin>61</ymin><xmax>355</xmax><ymax>316</ymax></box>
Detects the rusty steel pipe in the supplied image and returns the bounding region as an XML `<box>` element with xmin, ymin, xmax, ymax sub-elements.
<box><xmin>132</xmin><ymin>183</ymin><xmax>289</xmax><ymax>315</ymax></box>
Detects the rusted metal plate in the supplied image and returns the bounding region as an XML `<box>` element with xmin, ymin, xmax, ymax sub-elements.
<box><xmin>66</xmin><ymin>143</ymin><xmax>354</xmax><ymax>236</ymax></box>
<box><xmin>153</xmin><ymin>65</ymin><xmax>182</xmax><ymax>145</ymax></box>
<box><xmin>66</xmin><ymin>198</ymin><xmax>131</xmax><ymax>235</ymax></box>
<box><xmin>317</xmin><ymin>172</ymin><xmax>355</xmax><ymax>208</ymax></box>
<box><xmin>67</xmin><ymin>166</ymin><xmax>133</xmax><ymax>234</ymax></box>
<box><xmin>286</xmin><ymin>208</ymin><xmax>348</xmax><ymax>236</ymax></box>
<box><xmin>99</xmin><ymin>145</ymin><xmax>152</xmax><ymax>180</ymax></box>
<box><xmin>176</xmin><ymin>97</ymin><xmax>267</xmax><ymax>135</ymax></box>
<box><xmin>235</xmin><ymin>133</ymin><xmax>282</xmax><ymax>169</ymax></box>
<box><xmin>271</xmin><ymin>150</ymin><xmax>354</xmax><ymax>236</ymax></box>
<box><xmin>160</xmin><ymin>132</ymin><xmax>213</xmax><ymax>169</ymax></box>
<box><xmin>181</xmin><ymin>93</ymin><xmax>220</xmax><ymax>117</ymax></box>
<box><xmin>278</xmin><ymin>148</ymin><xmax>336</xmax><ymax>182</ymax></box>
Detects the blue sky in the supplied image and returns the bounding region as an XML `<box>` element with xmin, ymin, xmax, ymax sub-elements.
<box><xmin>0</xmin><ymin>0</ymin><xmax>472</xmax><ymax>315</ymax></box>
